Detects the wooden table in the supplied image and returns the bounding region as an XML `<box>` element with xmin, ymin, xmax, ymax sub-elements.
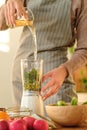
<box><xmin>52</xmin><ymin>122</ymin><xmax>87</xmax><ymax>130</ymax></box>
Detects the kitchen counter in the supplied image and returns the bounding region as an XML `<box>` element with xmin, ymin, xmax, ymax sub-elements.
<box><xmin>52</xmin><ymin>122</ymin><xmax>87</xmax><ymax>130</ymax></box>
<box><xmin>32</xmin><ymin>113</ymin><xmax>87</xmax><ymax>130</ymax></box>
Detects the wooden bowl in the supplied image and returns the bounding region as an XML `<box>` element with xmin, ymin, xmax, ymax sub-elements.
<box><xmin>45</xmin><ymin>104</ymin><xmax>87</xmax><ymax>126</ymax></box>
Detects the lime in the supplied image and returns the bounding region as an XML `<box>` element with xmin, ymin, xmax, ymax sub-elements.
<box><xmin>71</xmin><ymin>97</ymin><xmax>78</xmax><ymax>105</ymax></box>
<box><xmin>57</xmin><ymin>100</ymin><xmax>67</xmax><ymax>106</ymax></box>
<box><xmin>82</xmin><ymin>101</ymin><xmax>87</xmax><ymax>105</ymax></box>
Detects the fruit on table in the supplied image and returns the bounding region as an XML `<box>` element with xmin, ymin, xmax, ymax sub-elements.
<box><xmin>0</xmin><ymin>111</ymin><xmax>10</xmax><ymax>120</ymax></box>
<box><xmin>23</xmin><ymin>116</ymin><xmax>36</xmax><ymax>129</ymax></box>
<box><xmin>0</xmin><ymin>119</ymin><xmax>9</xmax><ymax>130</ymax></box>
<box><xmin>4</xmin><ymin>116</ymin><xmax>49</xmax><ymax>130</ymax></box>
<box><xmin>9</xmin><ymin>118</ymin><xmax>27</xmax><ymax>130</ymax></box>
<box><xmin>33</xmin><ymin>119</ymin><xmax>49</xmax><ymax>130</ymax></box>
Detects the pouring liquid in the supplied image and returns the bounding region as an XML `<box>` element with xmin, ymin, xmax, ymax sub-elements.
<box><xmin>28</xmin><ymin>25</ymin><xmax>37</xmax><ymax>61</ymax></box>
<box><xmin>15</xmin><ymin>19</ymin><xmax>37</xmax><ymax>61</ymax></box>
<box><xmin>16</xmin><ymin>19</ymin><xmax>44</xmax><ymax>115</ymax></box>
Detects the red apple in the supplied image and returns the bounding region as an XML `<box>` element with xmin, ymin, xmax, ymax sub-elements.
<box><xmin>23</xmin><ymin>116</ymin><xmax>36</xmax><ymax>129</ymax></box>
<box><xmin>33</xmin><ymin>119</ymin><xmax>49</xmax><ymax>130</ymax></box>
<box><xmin>9</xmin><ymin>118</ymin><xmax>27</xmax><ymax>130</ymax></box>
<box><xmin>0</xmin><ymin>119</ymin><xmax>9</xmax><ymax>130</ymax></box>
<box><xmin>8</xmin><ymin>118</ymin><xmax>15</xmax><ymax>123</ymax></box>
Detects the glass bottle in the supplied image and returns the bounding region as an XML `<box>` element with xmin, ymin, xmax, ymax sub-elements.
<box><xmin>15</xmin><ymin>8</ymin><xmax>34</xmax><ymax>27</ymax></box>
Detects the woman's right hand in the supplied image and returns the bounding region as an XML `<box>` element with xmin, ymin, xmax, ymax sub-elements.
<box><xmin>41</xmin><ymin>65</ymin><xmax>68</xmax><ymax>100</ymax></box>
<box><xmin>3</xmin><ymin>0</ymin><xmax>28</xmax><ymax>27</ymax></box>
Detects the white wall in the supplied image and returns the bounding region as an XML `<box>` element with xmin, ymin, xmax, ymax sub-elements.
<box><xmin>0</xmin><ymin>27</ymin><xmax>23</xmax><ymax>108</ymax></box>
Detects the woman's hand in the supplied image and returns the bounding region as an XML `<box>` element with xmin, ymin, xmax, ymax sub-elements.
<box><xmin>41</xmin><ymin>65</ymin><xmax>68</xmax><ymax>100</ymax></box>
<box><xmin>3</xmin><ymin>0</ymin><xmax>28</xmax><ymax>27</ymax></box>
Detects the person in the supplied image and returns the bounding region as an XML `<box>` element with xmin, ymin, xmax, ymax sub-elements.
<box><xmin>0</xmin><ymin>0</ymin><xmax>87</xmax><ymax>107</ymax></box>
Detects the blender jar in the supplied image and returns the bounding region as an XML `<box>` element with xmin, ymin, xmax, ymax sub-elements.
<box><xmin>21</xmin><ymin>59</ymin><xmax>44</xmax><ymax>115</ymax></box>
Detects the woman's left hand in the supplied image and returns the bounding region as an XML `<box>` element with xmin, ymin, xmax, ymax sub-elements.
<box><xmin>41</xmin><ymin>65</ymin><xmax>68</xmax><ymax>100</ymax></box>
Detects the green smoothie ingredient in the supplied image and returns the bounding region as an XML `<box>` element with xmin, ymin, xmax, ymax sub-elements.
<box><xmin>57</xmin><ymin>100</ymin><xmax>67</xmax><ymax>106</ymax></box>
<box><xmin>71</xmin><ymin>97</ymin><xmax>78</xmax><ymax>105</ymax></box>
<box><xmin>23</xmin><ymin>68</ymin><xmax>41</xmax><ymax>91</ymax></box>
<box><xmin>56</xmin><ymin>97</ymin><xmax>87</xmax><ymax>106</ymax></box>
<box><xmin>82</xmin><ymin>101</ymin><xmax>87</xmax><ymax>105</ymax></box>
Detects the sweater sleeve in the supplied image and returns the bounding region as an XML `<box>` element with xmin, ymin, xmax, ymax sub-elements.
<box><xmin>0</xmin><ymin>3</ymin><xmax>8</xmax><ymax>30</ymax></box>
<box><xmin>62</xmin><ymin>0</ymin><xmax>87</xmax><ymax>76</ymax></box>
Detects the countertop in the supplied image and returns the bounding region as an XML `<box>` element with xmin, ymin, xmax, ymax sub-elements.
<box><xmin>31</xmin><ymin>113</ymin><xmax>87</xmax><ymax>130</ymax></box>
<box><xmin>52</xmin><ymin>122</ymin><xmax>87</xmax><ymax>130</ymax></box>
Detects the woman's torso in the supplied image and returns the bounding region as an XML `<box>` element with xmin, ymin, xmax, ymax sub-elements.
<box><xmin>26</xmin><ymin>0</ymin><xmax>73</xmax><ymax>52</ymax></box>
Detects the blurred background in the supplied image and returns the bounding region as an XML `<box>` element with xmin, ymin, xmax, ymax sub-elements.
<box><xmin>0</xmin><ymin>26</ymin><xmax>23</xmax><ymax>108</ymax></box>
<box><xmin>0</xmin><ymin>0</ymin><xmax>23</xmax><ymax>107</ymax></box>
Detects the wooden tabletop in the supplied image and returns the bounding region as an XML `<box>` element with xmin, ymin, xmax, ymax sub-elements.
<box><xmin>52</xmin><ymin>122</ymin><xmax>87</xmax><ymax>130</ymax></box>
